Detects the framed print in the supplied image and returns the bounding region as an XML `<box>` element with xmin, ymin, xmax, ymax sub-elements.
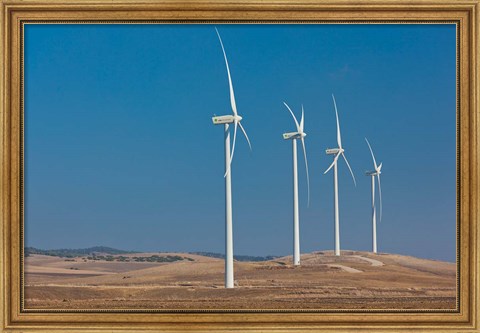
<box><xmin>1</xmin><ymin>0</ymin><xmax>478</xmax><ymax>332</ymax></box>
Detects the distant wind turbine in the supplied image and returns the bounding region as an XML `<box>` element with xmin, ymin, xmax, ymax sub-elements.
<box><xmin>365</xmin><ymin>138</ymin><xmax>382</xmax><ymax>254</ymax></box>
<box><xmin>282</xmin><ymin>102</ymin><xmax>310</xmax><ymax>266</ymax></box>
<box><xmin>211</xmin><ymin>28</ymin><xmax>251</xmax><ymax>289</ymax></box>
<box><xmin>324</xmin><ymin>94</ymin><xmax>356</xmax><ymax>256</ymax></box>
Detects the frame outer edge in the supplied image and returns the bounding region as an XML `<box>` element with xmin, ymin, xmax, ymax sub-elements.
<box><xmin>473</xmin><ymin>1</ymin><xmax>479</xmax><ymax>331</ymax></box>
<box><xmin>1</xmin><ymin>0</ymin><xmax>9</xmax><ymax>331</ymax></box>
<box><xmin>1</xmin><ymin>1</ymin><xmax>479</xmax><ymax>332</ymax></box>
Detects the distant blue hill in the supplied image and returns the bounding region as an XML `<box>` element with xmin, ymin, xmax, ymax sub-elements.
<box><xmin>24</xmin><ymin>247</ymin><xmax>279</xmax><ymax>262</ymax></box>
<box><xmin>24</xmin><ymin>246</ymin><xmax>135</xmax><ymax>258</ymax></box>
<box><xmin>190</xmin><ymin>251</ymin><xmax>279</xmax><ymax>262</ymax></box>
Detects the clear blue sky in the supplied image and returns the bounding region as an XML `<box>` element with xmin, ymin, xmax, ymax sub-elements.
<box><xmin>24</xmin><ymin>24</ymin><xmax>456</xmax><ymax>262</ymax></box>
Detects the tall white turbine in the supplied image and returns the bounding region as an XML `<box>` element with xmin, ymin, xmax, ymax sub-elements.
<box><xmin>324</xmin><ymin>94</ymin><xmax>356</xmax><ymax>256</ymax></box>
<box><xmin>365</xmin><ymin>138</ymin><xmax>382</xmax><ymax>254</ymax></box>
<box><xmin>282</xmin><ymin>103</ymin><xmax>310</xmax><ymax>266</ymax></box>
<box><xmin>211</xmin><ymin>28</ymin><xmax>252</xmax><ymax>289</ymax></box>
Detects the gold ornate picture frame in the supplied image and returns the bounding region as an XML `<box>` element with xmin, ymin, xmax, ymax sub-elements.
<box><xmin>1</xmin><ymin>0</ymin><xmax>479</xmax><ymax>332</ymax></box>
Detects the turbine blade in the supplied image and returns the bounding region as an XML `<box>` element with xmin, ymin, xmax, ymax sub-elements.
<box><xmin>283</xmin><ymin>102</ymin><xmax>300</xmax><ymax>132</ymax></box>
<box><xmin>300</xmin><ymin>138</ymin><xmax>310</xmax><ymax>207</ymax></box>
<box><xmin>223</xmin><ymin>125</ymin><xmax>232</xmax><ymax>178</ymax></box>
<box><xmin>332</xmin><ymin>94</ymin><xmax>342</xmax><ymax>149</ymax></box>
<box><xmin>238</xmin><ymin>121</ymin><xmax>252</xmax><ymax>151</ymax></box>
<box><xmin>223</xmin><ymin>120</ymin><xmax>238</xmax><ymax>178</ymax></box>
<box><xmin>215</xmin><ymin>28</ymin><xmax>238</xmax><ymax>116</ymax></box>
<box><xmin>342</xmin><ymin>153</ymin><xmax>356</xmax><ymax>187</ymax></box>
<box><xmin>230</xmin><ymin>120</ymin><xmax>238</xmax><ymax>163</ymax></box>
<box><xmin>365</xmin><ymin>137</ymin><xmax>378</xmax><ymax>169</ymax></box>
<box><xmin>300</xmin><ymin>105</ymin><xmax>305</xmax><ymax>132</ymax></box>
<box><xmin>324</xmin><ymin>154</ymin><xmax>340</xmax><ymax>174</ymax></box>
<box><xmin>377</xmin><ymin>174</ymin><xmax>382</xmax><ymax>222</ymax></box>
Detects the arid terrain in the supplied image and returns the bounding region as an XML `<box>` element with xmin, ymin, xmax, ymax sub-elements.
<box><xmin>24</xmin><ymin>250</ymin><xmax>456</xmax><ymax>310</ymax></box>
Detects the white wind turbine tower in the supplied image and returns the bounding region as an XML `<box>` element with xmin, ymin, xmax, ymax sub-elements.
<box><xmin>365</xmin><ymin>138</ymin><xmax>382</xmax><ymax>254</ymax></box>
<box><xmin>211</xmin><ymin>28</ymin><xmax>252</xmax><ymax>289</ymax></box>
<box><xmin>282</xmin><ymin>103</ymin><xmax>310</xmax><ymax>266</ymax></box>
<box><xmin>324</xmin><ymin>94</ymin><xmax>356</xmax><ymax>256</ymax></box>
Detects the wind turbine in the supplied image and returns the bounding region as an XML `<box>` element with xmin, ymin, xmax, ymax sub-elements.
<box><xmin>365</xmin><ymin>138</ymin><xmax>382</xmax><ymax>254</ymax></box>
<box><xmin>211</xmin><ymin>28</ymin><xmax>251</xmax><ymax>289</ymax></box>
<box><xmin>324</xmin><ymin>94</ymin><xmax>356</xmax><ymax>256</ymax></box>
<box><xmin>282</xmin><ymin>103</ymin><xmax>310</xmax><ymax>266</ymax></box>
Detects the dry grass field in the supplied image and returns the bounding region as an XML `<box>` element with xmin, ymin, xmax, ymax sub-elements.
<box><xmin>24</xmin><ymin>251</ymin><xmax>456</xmax><ymax>310</ymax></box>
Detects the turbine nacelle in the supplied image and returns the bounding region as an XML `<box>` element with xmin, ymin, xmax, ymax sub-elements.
<box><xmin>283</xmin><ymin>132</ymin><xmax>306</xmax><ymax>140</ymax></box>
<box><xmin>212</xmin><ymin>114</ymin><xmax>243</xmax><ymax>125</ymax></box>
<box><xmin>326</xmin><ymin>148</ymin><xmax>344</xmax><ymax>155</ymax></box>
<box><xmin>366</xmin><ymin>164</ymin><xmax>382</xmax><ymax>176</ymax></box>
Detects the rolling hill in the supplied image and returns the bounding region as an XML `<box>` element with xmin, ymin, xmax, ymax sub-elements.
<box><xmin>24</xmin><ymin>250</ymin><xmax>456</xmax><ymax>310</ymax></box>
